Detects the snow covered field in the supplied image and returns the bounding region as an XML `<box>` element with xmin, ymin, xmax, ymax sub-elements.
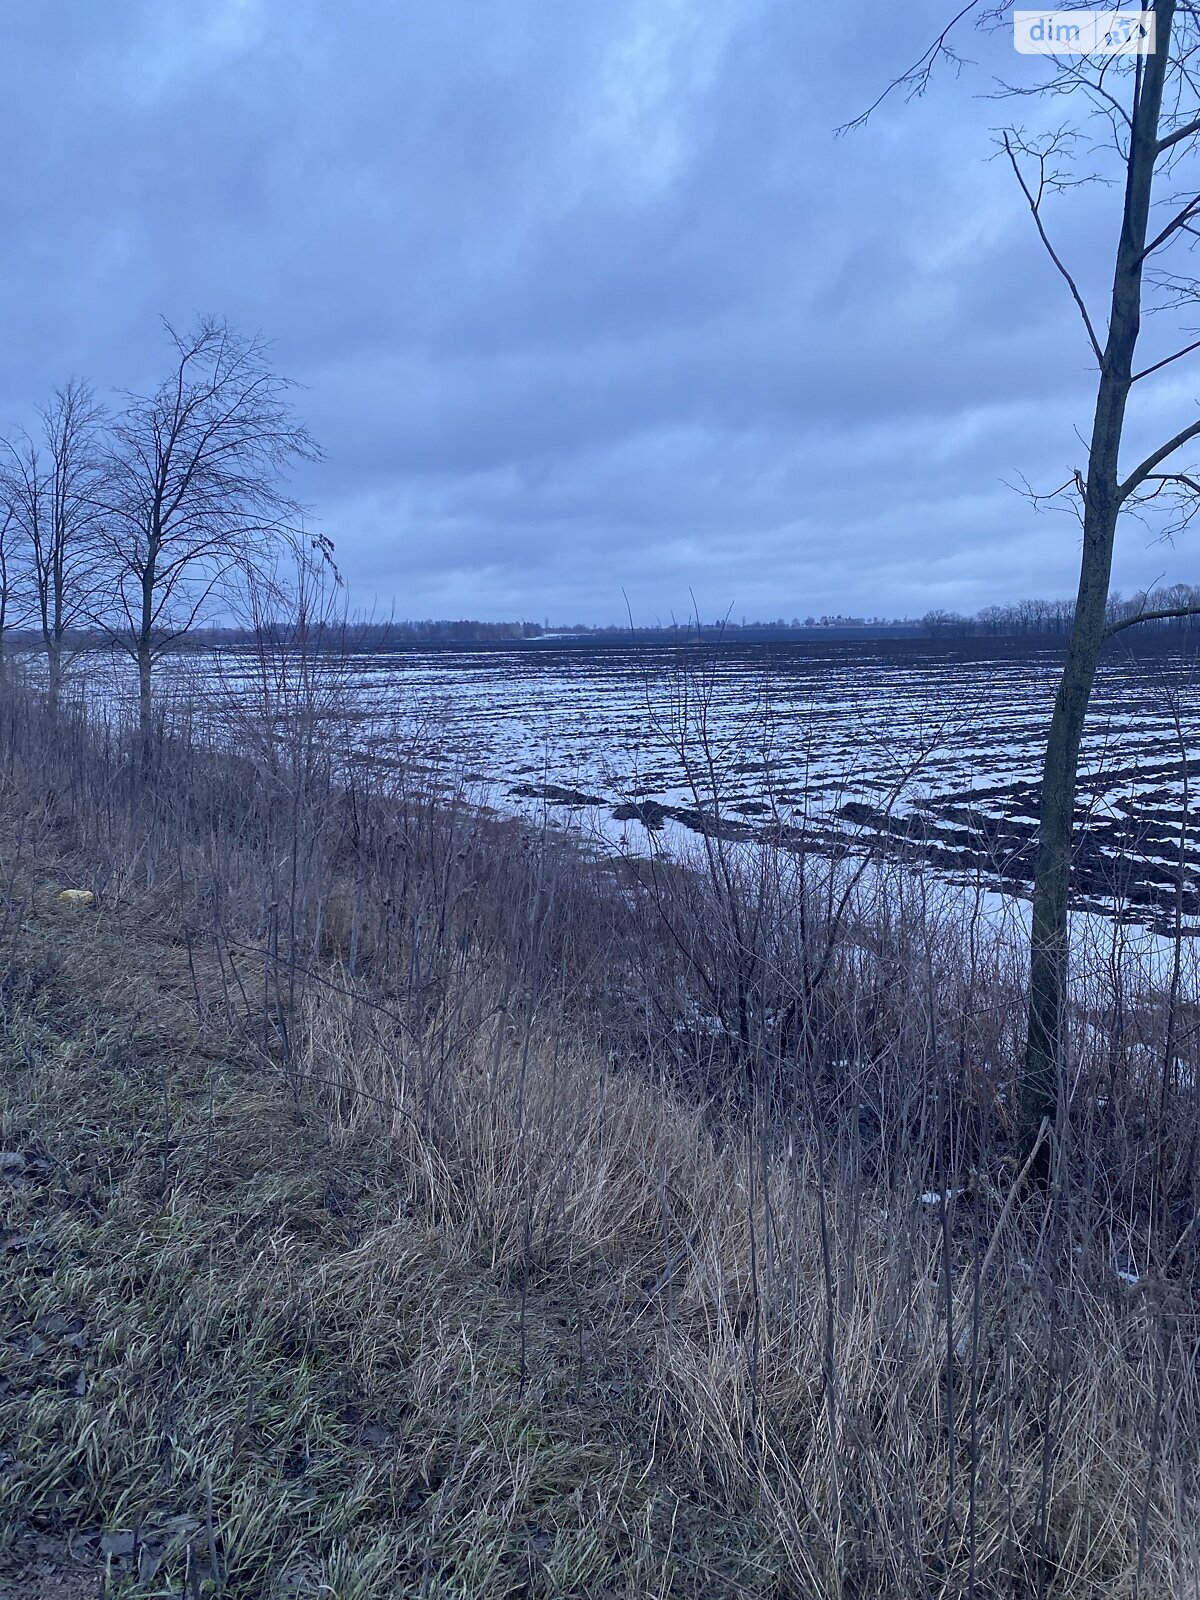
<box><xmin>132</xmin><ymin>634</ymin><xmax>1200</xmax><ymax>934</ymax></box>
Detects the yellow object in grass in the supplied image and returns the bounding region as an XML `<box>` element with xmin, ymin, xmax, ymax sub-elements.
<box><xmin>57</xmin><ymin>889</ymin><xmax>94</xmax><ymax>906</ymax></box>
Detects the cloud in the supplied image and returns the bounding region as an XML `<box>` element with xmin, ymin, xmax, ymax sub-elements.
<box><xmin>0</xmin><ymin>1</ymin><xmax>1194</xmax><ymax>621</ymax></box>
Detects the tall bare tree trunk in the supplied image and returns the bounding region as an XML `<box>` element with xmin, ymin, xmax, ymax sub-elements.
<box><xmin>46</xmin><ymin>639</ymin><xmax>62</xmax><ymax>712</ymax></box>
<box><xmin>137</xmin><ymin>566</ymin><xmax>155</xmax><ymax>771</ymax></box>
<box><xmin>1022</xmin><ymin>9</ymin><xmax>1172</xmax><ymax>1144</ymax></box>
<box><xmin>137</xmin><ymin>643</ymin><xmax>153</xmax><ymax>747</ymax></box>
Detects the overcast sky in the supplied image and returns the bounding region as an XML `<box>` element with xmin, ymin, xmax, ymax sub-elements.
<box><xmin>2</xmin><ymin>2</ymin><xmax>1197</xmax><ymax>623</ymax></box>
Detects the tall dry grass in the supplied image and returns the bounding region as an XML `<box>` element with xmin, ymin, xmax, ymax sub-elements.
<box><xmin>1</xmin><ymin>642</ymin><xmax>1197</xmax><ymax>1596</ymax></box>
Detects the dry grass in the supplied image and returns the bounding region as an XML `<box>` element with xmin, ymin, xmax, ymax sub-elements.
<box><xmin>0</xmin><ymin>660</ymin><xmax>1198</xmax><ymax>1596</ymax></box>
<box><xmin>309</xmin><ymin>978</ymin><xmax>1199</xmax><ymax>1599</ymax></box>
<box><xmin>0</xmin><ymin>896</ymin><xmax>783</xmax><ymax>1597</ymax></box>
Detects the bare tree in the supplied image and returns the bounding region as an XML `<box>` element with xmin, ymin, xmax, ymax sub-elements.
<box><xmin>0</xmin><ymin>504</ymin><xmax>21</xmax><ymax>654</ymax></box>
<box><xmin>0</xmin><ymin>380</ymin><xmax>108</xmax><ymax>705</ymax></box>
<box><xmin>857</xmin><ymin>1</ymin><xmax>1200</xmax><ymax>1147</ymax></box>
<box><xmin>97</xmin><ymin>317</ymin><xmax>321</xmax><ymax>747</ymax></box>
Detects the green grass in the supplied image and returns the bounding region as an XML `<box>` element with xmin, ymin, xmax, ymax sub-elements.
<box><xmin>0</xmin><ymin>902</ymin><xmax>785</xmax><ymax>1598</ymax></box>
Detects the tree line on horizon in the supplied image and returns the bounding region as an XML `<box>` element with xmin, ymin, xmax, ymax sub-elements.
<box><xmin>14</xmin><ymin>597</ymin><xmax>1200</xmax><ymax>658</ymax></box>
<box><xmin>300</xmin><ymin>598</ymin><xmax>1200</xmax><ymax>644</ymax></box>
<box><xmin>922</xmin><ymin>585</ymin><xmax>1200</xmax><ymax>638</ymax></box>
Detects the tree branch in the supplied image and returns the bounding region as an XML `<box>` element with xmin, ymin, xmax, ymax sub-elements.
<box><xmin>1002</xmin><ymin>132</ymin><xmax>1104</xmax><ymax>364</ymax></box>
<box><xmin>1139</xmin><ymin>470</ymin><xmax>1200</xmax><ymax>495</ymax></box>
<box><xmin>1104</xmin><ymin>603</ymin><xmax>1200</xmax><ymax>638</ymax></box>
<box><xmin>837</xmin><ymin>0</ymin><xmax>981</xmax><ymax>133</ymax></box>
<box><xmin>1132</xmin><ymin>334</ymin><xmax>1200</xmax><ymax>381</ymax></box>
<box><xmin>1157</xmin><ymin>114</ymin><xmax>1200</xmax><ymax>153</ymax></box>
<box><xmin>1140</xmin><ymin>192</ymin><xmax>1200</xmax><ymax>260</ymax></box>
<box><xmin>1119</xmin><ymin>417</ymin><xmax>1200</xmax><ymax>499</ymax></box>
